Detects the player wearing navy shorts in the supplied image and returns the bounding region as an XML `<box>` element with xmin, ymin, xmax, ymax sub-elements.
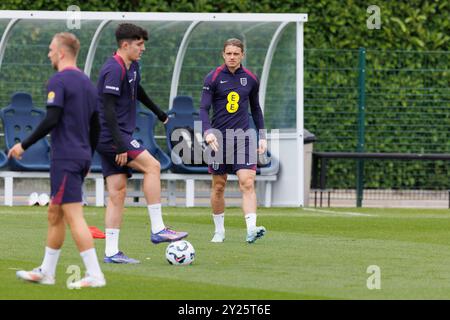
<box><xmin>200</xmin><ymin>38</ymin><xmax>267</xmax><ymax>244</ymax></box>
<box><xmin>10</xmin><ymin>33</ymin><xmax>105</xmax><ymax>288</ymax></box>
<box><xmin>97</xmin><ymin>23</ymin><xmax>187</xmax><ymax>264</ymax></box>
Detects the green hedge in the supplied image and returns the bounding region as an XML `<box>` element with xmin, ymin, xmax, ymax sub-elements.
<box><xmin>1</xmin><ymin>1</ymin><xmax>448</xmax><ymax>51</ymax></box>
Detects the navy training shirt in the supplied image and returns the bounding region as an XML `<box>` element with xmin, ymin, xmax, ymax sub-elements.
<box><xmin>97</xmin><ymin>53</ymin><xmax>141</xmax><ymax>143</ymax></box>
<box><xmin>199</xmin><ymin>64</ymin><xmax>265</xmax><ymax>137</ymax></box>
<box><xmin>46</xmin><ymin>67</ymin><xmax>98</xmax><ymax>161</ymax></box>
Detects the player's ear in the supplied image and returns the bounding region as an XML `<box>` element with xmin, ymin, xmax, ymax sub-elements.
<box><xmin>58</xmin><ymin>47</ymin><xmax>65</xmax><ymax>60</ymax></box>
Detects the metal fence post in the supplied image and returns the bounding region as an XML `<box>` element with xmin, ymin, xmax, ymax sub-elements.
<box><xmin>356</xmin><ymin>47</ymin><xmax>366</xmax><ymax>207</ymax></box>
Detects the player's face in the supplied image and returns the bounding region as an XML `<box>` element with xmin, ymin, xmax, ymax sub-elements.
<box><xmin>223</xmin><ymin>45</ymin><xmax>244</xmax><ymax>70</ymax></box>
<box><xmin>126</xmin><ymin>38</ymin><xmax>146</xmax><ymax>62</ymax></box>
<box><xmin>48</xmin><ymin>38</ymin><xmax>60</xmax><ymax>70</ymax></box>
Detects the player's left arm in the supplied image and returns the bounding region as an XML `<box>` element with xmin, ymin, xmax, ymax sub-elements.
<box><xmin>249</xmin><ymin>80</ymin><xmax>267</xmax><ymax>154</ymax></box>
<box><xmin>89</xmin><ymin>111</ymin><xmax>100</xmax><ymax>155</ymax></box>
<box><xmin>137</xmin><ymin>84</ymin><xmax>168</xmax><ymax>124</ymax></box>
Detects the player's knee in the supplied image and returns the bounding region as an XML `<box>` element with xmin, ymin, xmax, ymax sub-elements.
<box><xmin>151</xmin><ymin>160</ymin><xmax>161</xmax><ymax>173</ymax></box>
<box><xmin>239</xmin><ymin>178</ymin><xmax>254</xmax><ymax>193</ymax></box>
<box><xmin>141</xmin><ymin>160</ymin><xmax>160</xmax><ymax>175</ymax></box>
<box><xmin>47</xmin><ymin>207</ymin><xmax>63</xmax><ymax>226</ymax></box>
<box><xmin>109</xmin><ymin>186</ymin><xmax>126</xmax><ymax>203</ymax></box>
<box><xmin>213</xmin><ymin>182</ymin><xmax>226</xmax><ymax>195</ymax></box>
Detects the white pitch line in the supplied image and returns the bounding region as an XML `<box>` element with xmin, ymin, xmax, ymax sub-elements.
<box><xmin>303</xmin><ymin>208</ymin><xmax>376</xmax><ymax>217</ymax></box>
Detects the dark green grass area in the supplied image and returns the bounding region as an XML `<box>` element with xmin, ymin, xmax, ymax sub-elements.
<box><xmin>1</xmin><ymin>206</ymin><xmax>450</xmax><ymax>300</ymax></box>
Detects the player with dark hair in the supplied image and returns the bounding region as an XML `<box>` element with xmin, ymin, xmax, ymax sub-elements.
<box><xmin>200</xmin><ymin>38</ymin><xmax>267</xmax><ymax>244</ymax></box>
<box><xmin>97</xmin><ymin>23</ymin><xmax>188</xmax><ymax>264</ymax></box>
<box><xmin>11</xmin><ymin>32</ymin><xmax>105</xmax><ymax>288</ymax></box>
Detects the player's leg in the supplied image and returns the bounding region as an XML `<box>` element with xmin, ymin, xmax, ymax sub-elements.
<box><xmin>16</xmin><ymin>204</ymin><xmax>65</xmax><ymax>285</ymax></box>
<box><xmin>103</xmin><ymin>173</ymin><xmax>139</xmax><ymax>263</ymax></box>
<box><xmin>128</xmin><ymin>150</ymin><xmax>188</xmax><ymax>244</ymax></box>
<box><xmin>97</xmin><ymin>141</ymin><xmax>139</xmax><ymax>263</ymax></box>
<box><xmin>210</xmin><ymin>173</ymin><xmax>227</xmax><ymax>242</ymax></box>
<box><xmin>236</xmin><ymin>168</ymin><xmax>266</xmax><ymax>243</ymax></box>
<box><xmin>62</xmin><ymin>202</ymin><xmax>105</xmax><ymax>289</ymax></box>
<box><xmin>52</xmin><ymin>160</ymin><xmax>105</xmax><ymax>288</ymax></box>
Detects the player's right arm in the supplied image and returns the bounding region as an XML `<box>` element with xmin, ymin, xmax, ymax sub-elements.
<box><xmin>199</xmin><ymin>73</ymin><xmax>219</xmax><ymax>151</ymax></box>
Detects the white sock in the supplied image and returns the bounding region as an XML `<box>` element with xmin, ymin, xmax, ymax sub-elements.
<box><xmin>148</xmin><ymin>203</ymin><xmax>165</xmax><ymax>234</ymax></box>
<box><xmin>80</xmin><ymin>248</ymin><xmax>104</xmax><ymax>279</ymax></box>
<box><xmin>105</xmin><ymin>228</ymin><xmax>120</xmax><ymax>257</ymax></box>
<box><xmin>40</xmin><ymin>246</ymin><xmax>61</xmax><ymax>277</ymax></box>
<box><xmin>245</xmin><ymin>213</ymin><xmax>257</xmax><ymax>232</ymax></box>
<box><xmin>212</xmin><ymin>213</ymin><xmax>225</xmax><ymax>234</ymax></box>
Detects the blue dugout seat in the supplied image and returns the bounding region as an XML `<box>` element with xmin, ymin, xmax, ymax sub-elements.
<box><xmin>0</xmin><ymin>150</ymin><xmax>8</xmax><ymax>168</ymax></box>
<box><xmin>90</xmin><ymin>151</ymin><xmax>103</xmax><ymax>172</ymax></box>
<box><xmin>165</xmin><ymin>96</ymin><xmax>209</xmax><ymax>173</ymax></box>
<box><xmin>133</xmin><ymin>103</ymin><xmax>171</xmax><ymax>171</ymax></box>
<box><xmin>0</xmin><ymin>92</ymin><xmax>50</xmax><ymax>171</ymax></box>
<box><xmin>165</xmin><ymin>96</ymin><xmax>279</xmax><ymax>175</ymax></box>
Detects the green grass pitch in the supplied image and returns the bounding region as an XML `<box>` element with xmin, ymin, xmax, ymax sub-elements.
<box><xmin>1</xmin><ymin>206</ymin><xmax>450</xmax><ymax>300</ymax></box>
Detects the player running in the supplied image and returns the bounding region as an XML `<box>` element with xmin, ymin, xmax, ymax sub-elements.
<box><xmin>10</xmin><ymin>32</ymin><xmax>105</xmax><ymax>288</ymax></box>
<box><xmin>97</xmin><ymin>23</ymin><xmax>187</xmax><ymax>264</ymax></box>
<box><xmin>200</xmin><ymin>38</ymin><xmax>267</xmax><ymax>244</ymax></box>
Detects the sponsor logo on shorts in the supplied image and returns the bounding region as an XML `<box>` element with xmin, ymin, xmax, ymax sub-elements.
<box><xmin>130</xmin><ymin>139</ymin><xmax>140</xmax><ymax>148</ymax></box>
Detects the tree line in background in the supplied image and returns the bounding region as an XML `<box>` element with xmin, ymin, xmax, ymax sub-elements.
<box><xmin>1</xmin><ymin>0</ymin><xmax>448</xmax><ymax>51</ymax></box>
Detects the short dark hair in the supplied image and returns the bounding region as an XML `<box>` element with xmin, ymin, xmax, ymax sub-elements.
<box><xmin>115</xmin><ymin>23</ymin><xmax>148</xmax><ymax>47</ymax></box>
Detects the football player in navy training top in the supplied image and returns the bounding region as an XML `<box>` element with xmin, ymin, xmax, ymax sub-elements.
<box><xmin>10</xmin><ymin>33</ymin><xmax>105</xmax><ymax>288</ymax></box>
<box><xmin>200</xmin><ymin>38</ymin><xmax>267</xmax><ymax>244</ymax></box>
<box><xmin>96</xmin><ymin>23</ymin><xmax>187</xmax><ymax>264</ymax></box>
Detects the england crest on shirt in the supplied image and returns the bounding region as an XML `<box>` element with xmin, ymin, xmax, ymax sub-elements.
<box><xmin>240</xmin><ymin>77</ymin><xmax>247</xmax><ymax>86</ymax></box>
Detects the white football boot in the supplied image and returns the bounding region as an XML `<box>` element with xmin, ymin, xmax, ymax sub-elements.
<box><xmin>67</xmin><ymin>273</ymin><xmax>106</xmax><ymax>289</ymax></box>
<box><xmin>16</xmin><ymin>267</ymin><xmax>55</xmax><ymax>285</ymax></box>
<box><xmin>210</xmin><ymin>232</ymin><xmax>225</xmax><ymax>243</ymax></box>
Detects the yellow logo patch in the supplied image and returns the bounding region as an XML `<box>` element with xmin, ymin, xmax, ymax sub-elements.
<box><xmin>47</xmin><ymin>91</ymin><xmax>55</xmax><ymax>103</ymax></box>
<box><xmin>226</xmin><ymin>91</ymin><xmax>240</xmax><ymax>113</ymax></box>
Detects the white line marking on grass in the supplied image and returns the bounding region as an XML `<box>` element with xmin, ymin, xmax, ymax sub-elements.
<box><xmin>8</xmin><ymin>268</ymin><xmax>20</xmax><ymax>270</ymax></box>
<box><xmin>304</xmin><ymin>208</ymin><xmax>376</xmax><ymax>217</ymax></box>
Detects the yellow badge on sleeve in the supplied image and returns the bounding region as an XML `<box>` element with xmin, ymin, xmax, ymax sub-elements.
<box><xmin>47</xmin><ymin>91</ymin><xmax>55</xmax><ymax>103</ymax></box>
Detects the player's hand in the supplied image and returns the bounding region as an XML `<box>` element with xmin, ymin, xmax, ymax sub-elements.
<box><xmin>205</xmin><ymin>133</ymin><xmax>219</xmax><ymax>152</ymax></box>
<box><xmin>257</xmin><ymin>139</ymin><xmax>267</xmax><ymax>154</ymax></box>
<box><xmin>115</xmin><ymin>152</ymin><xmax>128</xmax><ymax>166</ymax></box>
<box><xmin>8</xmin><ymin>143</ymin><xmax>24</xmax><ymax>160</ymax></box>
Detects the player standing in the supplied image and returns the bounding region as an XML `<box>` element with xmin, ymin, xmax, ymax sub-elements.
<box><xmin>11</xmin><ymin>32</ymin><xmax>105</xmax><ymax>288</ymax></box>
<box><xmin>200</xmin><ymin>38</ymin><xmax>267</xmax><ymax>243</ymax></box>
<box><xmin>97</xmin><ymin>23</ymin><xmax>187</xmax><ymax>264</ymax></box>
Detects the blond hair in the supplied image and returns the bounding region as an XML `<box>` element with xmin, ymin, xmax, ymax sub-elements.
<box><xmin>53</xmin><ymin>32</ymin><xmax>80</xmax><ymax>58</ymax></box>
